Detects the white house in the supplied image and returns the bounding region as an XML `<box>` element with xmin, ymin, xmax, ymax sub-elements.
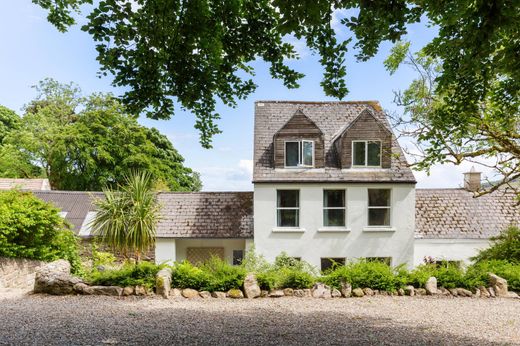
<box><xmin>26</xmin><ymin>100</ymin><xmax>520</xmax><ymax>269</ymax></box>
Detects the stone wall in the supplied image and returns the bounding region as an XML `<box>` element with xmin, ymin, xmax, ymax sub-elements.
<box><xmin>0</xmin><ymin>257</ymin><xmax>46</xmax><ymax>290</ymax></box>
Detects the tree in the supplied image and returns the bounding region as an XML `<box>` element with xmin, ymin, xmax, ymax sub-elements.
<box><xmin>472</xmin><ymin>226</ymin><xmax>520</xmax><ymax>264</ymax></box>
<box><xmin>0</xmin><ymin>190</ymin><xmax>82</xmax><ymax>273</ymax></box>
<box><xmin>0</xmin><ymin>105</ymin><xmax>20</xmax><ymax>144</ymax></box>
<box><xmin>5</xmin><ymin>79</ymin><xmax>201</xmax><ymax>191</ymax></box>
<box><xmin>33</xmin><ymin>1</ymin><xmax>520</xmax><ymax>148</ymax></box>
<box><xmin>90</xmin><ymin>171</ymin><xmax>160</xmax><ymax>261</ymax></box>
<box><xmin>385</xmin><ymin>42</ymin><xmax>520</xmax><ymax>196</ymax></box>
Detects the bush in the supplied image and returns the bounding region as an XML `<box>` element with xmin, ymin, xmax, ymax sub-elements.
<box><xmin>172</xmin><ymin>257</ymin><xmax>246</xmax><ymax>292</ymax></box>
<box><xmin>280</xmin><ymin>269</ymin><xmax>315</xmax><ymax>289</ymax></box>
<box><xmin>87</xmin><ymin>261</ymin><xmax>162</xmax><ymax>288</ymax></box>
<box><xmin>323</xmin><ymin>260</ymin><xmax>402</xmax><ymax>291</ymax></box>
<box><xmin>0</xmin><ymin>190</ymin><xmax>82</xmax><ymax>273</ymax></box>
<box><xmin>472</xmin><ymin>226</ymin><xmax>520</xmax><ymax>264</ymax></box>
<box><xmin>465</xmin><ymin>260</ymin><xmax>520</xmax><ymax>291</ymax></box>
<box><xmin>407</xmin><ymin>263</ymin><xmax>465</xmax><ymax>289</ymax></box>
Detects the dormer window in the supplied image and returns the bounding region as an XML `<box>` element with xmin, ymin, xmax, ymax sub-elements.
<box><xmin>352</xmin><ymin>140</ymin><xmax>381</xmax><ymax>167</ymax></box>
<box><xmin>285</xmin><ymin>140</ymin><xmax>314</xmax><ymax>167</ymax></box>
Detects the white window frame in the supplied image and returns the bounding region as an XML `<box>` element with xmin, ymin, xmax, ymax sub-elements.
<box><xmin>284</xmin><ymin>140</ymin><xmax>315</xmax><ymax>168</ymax></box>
<box><xmin>367</xmin><ymin>188</ymin><xmax>391</xmax><ymax>227</ymax></box>
<box><xmin>323</xmin><ymin>189</ymin><xmax>346</xmax><ymax>227</ymax></box>
<box><xmin>352</xmin><ymin>140</ymin><xmax>382</xmax><ymax>167</ymax></box>
<box><xmin>276</xmin><ymin>189</ymin><xmax>300</xmax><ymax>228</ymax></box>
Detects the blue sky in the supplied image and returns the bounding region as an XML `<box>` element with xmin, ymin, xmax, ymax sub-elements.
<box><xmin>0</xmin><ymin>2</ymin><xmax>483</xmax><ymax>191</ymax></box>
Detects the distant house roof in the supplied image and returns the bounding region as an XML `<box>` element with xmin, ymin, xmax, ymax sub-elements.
<box><xmin>156</xmin><ymin>192</ymin><xmax>254</xmax><ymax>238</ymax></box>
<box><xmin>415</xmin><ymin>188</ymin><xmax>520</xmax><ymax>239</ymax></box>
<box><xmin>253</xmin><ymin>100</ymin><xmax>416</xmax><ymax>183</ymax></box>
<box><xmin>0</xmin><ymin>178</ymin><xmax>51</xmax><ymax>191</ymax></box>
<box><xmin>31</xmin><ymin>190</ymin><xmax>254</xmax><ymax>239</ymax></box>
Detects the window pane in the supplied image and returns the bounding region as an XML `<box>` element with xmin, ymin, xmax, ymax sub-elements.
<box><xmin>285</xmin><ymin>142</ymin><xmax>299</xmax><ymax>167</ymax></box>
<box><xmin>368</xmin><ymin>189</ymin><xmax>391</xmax><ymax>207</ymax></box>
<box><xmin>368</xmin><ymin>208</ymin><xmax>390</xmax><ymax>226</ymax></box>
<box><xmin>367</xmin><ymin>141</ymin><xmax>381</xmax><ymax>166</ymax></box>
<box><xmin>324</xmin><ymin>190</ymin><xmax>345</xmax><ymax>207</ymax></box>
<box><xmin>302</xmin><ymin>141</ymin><xmax>313</xmax><ymax>166</ymax></box>
<box><xmin>278</xmin><ymin>209</ymin><xmax>299</xmax><ymax>227</ymax></box>
<box><xmin>324</xmin><ymin>209</ymin><xmax>345</xmax><ymax>227</ymax></box>
<box><xmin>320</xmin><ymin>258</ymin><xmax>346</xmax><ymax>272</ymax></box>
<box><xmin>353</xmin><ymin>141</ymin><xmax>366</xmax><ymax>165</ymax></box>
<box><xmin>277</xmin><ymin>190</ymin><xmax>299</xmax><ymax>207</ymax></box>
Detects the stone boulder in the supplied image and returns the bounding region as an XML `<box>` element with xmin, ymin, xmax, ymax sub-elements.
<box><xmin>227</xmin><ymin>289</ymin><xmax>244</xmax><ymax>299</ymax></box>
<box><xmin>260</xmin><ymin>290</ymin><xmax>269</xmax><ymax>298</ymax></box>
<box><xmin>415</xmin><ymin>288</ymin><xmax>427</xmax><ymax>296</ymax></box>
<box><xmin>362</xmin><ymin>288</ymin><xmax>374</xmax><ymax>296</ymax></box>
<box><xmin>331</xmin><ymin>288</ymin><xmax>342</xmax><ymax>298</ymax></box>
<box><xmin>425</xmin><ymin>277</ymin><xmax>438</xmax><ymax>295</ymax></box>
<box><xmin>448</xmin><ymin>288</ymin><xmax>458</xmax><ymax>296</ymax></box>
<box><xmin>404</xmin><ymin>285</ymin><xmax>415</xmax><ymax>296</ymax></box>
<box><xmin>439</xmin><ymin>287</ymin><xmax>451</xmax><ymax>296</ymax></box>
<box><xmin>311</xmin><ymin>283</ymin><xmax>332</xmax><ymax>298</ymax></box>
<box><xmin>156</xmin><ymin>267</ymin><xmax>172</xmax><ymax>299</ymax></box>
<box><xmin>456</xmin><ymin>288</ymin><xmax>473</xmax><ymax>297</ymax></box>
<box><xmin>243</xmin><ymin>274</ymin><xmax>261</xmax><ymax>299</ymax></box>
<box><xmin>79</xmin><ymin>285</ymin><xmax>123</xmax><ymax>296</ymax></box>
<box><xmin>283</xmin><ymin>288</ymin><xmax>294</xmax><ymax>296</ymax></box>
<box><xmin>340</xmin><ymin>281</ymin><xmax>352</xmax><ymax>297</ymax></box>
<box><xmin>123</xmin><ymin>286</ymin><xmax>134</xmax><ymax>296</ymax></box>
<box><xmin>397</xmin><ymin>288</ymin><xmax>405</xmax><ymax>296</ymax></box>
<box><xmin>352</xmin><ymin>288</ymin><xmax>364</xmax><ymax>297</ymax></box>
<box><xmin>293</xmin><ymin>289</ymin><xmax>310</xmax><ymax>298</ymax></box>
<box><xmin>33</xmin><ymin>260</ymin><xmax>83</xmax><ymax>295</ymax></box>
<box><xmin>199</xmin><ymin>291</ymin><xmax>211</xmax><ymax>299</ymax></box>
<box><xmin>182</xmin><ymin>288</ymin><xmax>199</xmax><ymax>298</ymax></box>
<box><xmin>489</xmin><ymin>273</ymin><xmax>508</xmax><ymax>297</ymax></box>
<box><xmin>268</xmin><ymin>289</ymin><xmax>284</xmax><ymax>298</ymax></box>
<box><xmin>170</xmin><ymin>288</ymin><xmax>182</xmax><ymax>298</ymax></box>
<box><xmin>211</xmin><ymin>291</ymin><xmax>227</xmax><ymax>299</ymax></box>
<box><xmin>135</xmin><ymin>285</ymin><xmax>147</xmax><ymax>296</ymax></box>
<box><xmin>479</xmin><ymin>286</ymin><xmax>490</xmax><ymax>298</ymax></box>
<box><xmin>487</xmin><ymin>286</ymin><xmax>496</xmax><ymax>298</ymax></box>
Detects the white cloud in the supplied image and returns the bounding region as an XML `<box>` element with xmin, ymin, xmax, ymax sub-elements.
<box><xmin>283</xmin><ymin>36</ymin><xmax>311</xmax><ymax>60</ymax></box>
<box><xmin>330</xmin><ymin>8</ymin><xmax>348</xmax><ymax>35</ymax></box>
<box><xmin>197</xmin><ymin>159</ymin><xmax>253</xmax><ymax>191</ymax></box>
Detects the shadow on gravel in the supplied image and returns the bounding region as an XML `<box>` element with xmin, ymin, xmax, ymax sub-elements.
<box><xmin>0</xmin><ymin>296</ymin><xmax>510</xmax><ymax>346</ymax></box>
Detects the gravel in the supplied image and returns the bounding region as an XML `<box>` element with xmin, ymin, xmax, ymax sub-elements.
<box><xmin>1</xmin><ymin>292</ymin><xmax>519</xmax><ymax>345</ymax></box>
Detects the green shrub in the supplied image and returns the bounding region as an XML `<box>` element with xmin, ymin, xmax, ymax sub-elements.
<box><xmin>0</xmin><ymin>190</ymin><xmax>82</xmax><ymax>273</ymax></box>
<box><xmin>87</xmin><ymin>261</ymin><xmax>161</xmax><ymax>288</ymax></box>
<box><xmin>323</xmin><ymin>260</ymin><xmax>402</xmax><ymax>291</ymax></box>
<box><xmin>407</xmin><ymin>263</ymin><xmax>465</xmax><ymax>289</ymax></box>
<box><xmin>465</xmin><ymin>260</ymin><xmax>520</xmax><ymax>291</ymax></box>
<box><xmin>256</xmin><ymin>270</ymin><xmax>278</xmax><ymax>290</ymax></box>
<box><xmin>172</xmin><ymin>257</ymin><xmax>246</xmax><ymax>292</ymax></box>
<box><xmin>472</xmin><ymin>226</ymin><xmax>520</xmax><ymax>264</ymax></box>
<box><xmin>280</xmin><ymin>269</ymin><xmax>315</xmax><ymax>289</ymax></box>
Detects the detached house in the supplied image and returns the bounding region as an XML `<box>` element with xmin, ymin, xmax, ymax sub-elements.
<box><xmin>24</xmin><ymin>100</ymin><xmax>520</xmax><ymax>270</ymax></box>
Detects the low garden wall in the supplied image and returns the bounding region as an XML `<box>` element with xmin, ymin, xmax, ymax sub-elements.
<box><xmin>0</xmin><ymin>257</ymin><xmax>46</xmax><ymax>290</ymax></box>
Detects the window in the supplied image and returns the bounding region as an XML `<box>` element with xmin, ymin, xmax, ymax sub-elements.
<box><xmin>277</xmin><ymin>190</ymin><xmax>299</xmax><ymax>227</ymax></box>
<box><xmin>233</xmin><ymin>250</ymin><xmax>244</xmax><ymax>265</ymax></box>
<box><xmin>352</xmin><ymin>140</ymin><xmax>381</xmax><ymax>167</ymax></box>
<box><xmin>285</xmin><ymin>140</ymin><xmax>314</xmax><ymax>167</ymax></box>
<box><xmin>323</xmin><ymin>190</ymin><xmax>346</xmax><ymax>227</ymax></box>
<box><xmin>368</xmin><ymin>189</ymin><xmax>391</xmax><ymax>226</ymax></box>
<box><xmin>320</xmin><ymin>257</ymin><xmax>346</xmax><ymax>272</ymax></box>
<box><xmin>365</xmin><ymin>257</ymin><xmax>392</xmax><ymax>266</ymax></box>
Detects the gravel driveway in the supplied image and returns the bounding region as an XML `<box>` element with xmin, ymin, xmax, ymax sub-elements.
<box><xmin>1</xmin><ymin>291</ymin><xmax>519</xmax><ymax>345</ymax></box>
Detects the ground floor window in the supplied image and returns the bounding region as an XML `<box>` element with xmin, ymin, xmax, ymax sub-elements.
<box><xmin>277</xmin><ymin>190</ymin><xmax>300</xmax><ymax>227</ymax></box>
<box><xmin>233</xmin><ymin>250</ymin><xmax>244</xmax><ymax>265</ymax></box>
<box><xmin>364</xmin><ymin>257</ymin><xmax>392</xmax><ymax>266</ymax></box>
<box><xmin>320</xmin><ymin>257</ymin><xmax>346</xmax><ymax>272</ymax></box>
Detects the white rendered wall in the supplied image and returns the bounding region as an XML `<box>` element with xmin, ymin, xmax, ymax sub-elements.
<box><xmin>155</xmin><ymin>238</ymin><xmax>246</xmax><ymax>265</ymax></box>
<box><xmin>413</xmin><ymin>239</ymin><xmax>490</xmax><ymax>266</ymax></box>
<box><xmin>253</xmin><ymin>183</ymin><xmax>416</xmax><ymax>268</ymax></box>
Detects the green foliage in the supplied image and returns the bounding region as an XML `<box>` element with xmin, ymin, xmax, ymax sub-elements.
<box><xmin>323</xmin><ymin>260</ymin><xmax>403</xmax><ymax>292</ymax></box>
<box><xmin>407</xmin><ymin>263</ymin><xmax>466</xmax><ymax>289</ymax></box>
<box><xmin>91</xmin><ymin>171</ymin><xmax>159</xmax><ymax>261</ymax></box>
<box><xmin>3</xmin><ymin>79</ymin><xmax>201</xmax><ymax>191</ymax></box>
<box><xmin>87</xmin><ymin>261</ymin><xmax>161</xmax><ymax>289</ymax></box>
<box><xmin>0</xmin><ymin>105</ymin><xmax>20</xmax><ymax>144</ymax></box>
<box><xmin>90</xmin><ymin>243</ymin><xmax>116</xmax><ymax>268</ymax></box>
<box><xmin>171</xmin><ymin>257</ymin><xmax>246</xmax><ymax>292</ymax></box>
<box><xmin>465</xmin><ymin>260</ymin><xmax>520</xmax><ymax>291</ymax></box>
<box><xmin>34</xmin><ymin>1</ymin><xmax>519</xmax><ymax>149</ymax></box>
<box><xmin>472</xmin><ymin>227</ymin><xmax>520</xmax><ymax>264</ymax></box>
<box><xmin>0</xmin><ymin>190</ymin><xmax>82</xmax><ymax>273</ymax></box>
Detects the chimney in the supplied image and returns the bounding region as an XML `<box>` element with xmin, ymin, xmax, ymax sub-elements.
<box><xmin>463</xmin><ymin>166</ymin><xmax>481</xmax><ymax>192</ymax></box>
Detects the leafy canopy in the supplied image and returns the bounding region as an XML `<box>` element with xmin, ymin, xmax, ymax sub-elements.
<box><xmin>34</xmin><ymin>1</ymin><xmax>519</xmax><ymax>148</ymax></box>
<box><xmin>0</xmin><ymin>190</ymin><xmax>82</xmax><ymax>273</ymax></box>
<box><xmin>472</xmin><ymin>226</ymin><xmax>520</xmax><ymax>264</ymax></box>
<box><xmin>2</xmin><ymin>79</ymin><xmax>201</xmax><ymax>191</ymax></box>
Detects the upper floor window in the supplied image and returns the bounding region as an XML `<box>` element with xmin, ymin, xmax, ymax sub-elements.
<box><xmin>323</xmin><ymin>190</ymin><xmax>346</xmax><ymax>227</ymax></box>
<box><xmin>277</xmin><ymin>190</ymin><xmax>299</xmax><ymax>227</ymax></box>
<box><xmin>368</xmin><ymin>189</ymin><xmax>391</xmax><ymax>226</ymax></box>
<box><xmin>352</xmin><ymin>140</ymin><xmax>381</xmax><ymax>167</ymax></box>
<box><xmin>285</xmin><ymin>140</ymin><xmax>314</xmax><ymax>167</ymax></box>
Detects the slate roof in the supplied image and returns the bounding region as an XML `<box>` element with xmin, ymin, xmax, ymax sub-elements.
<box><xmin>156</xmin><ymin>192</ymin><xmax>254</xmax><ymax>238</ymax></box>
<box><xmin>415</xmin><ymin>189</ymin><xmax>520</xmax><ymax>239</ymax></box>
<box><xmin>0</xmin><ymin>178</ymin><xmax>51</xmax><ymax>190</ymax></box>
<box><xmin>33</xmin><ymin>191</ymin><xmax>101</xmax><ymax>233</ymax></box>
<box><xmin>253</xmin><ymin>100</ymin><xmax>416</xmax><ymax>183</ymax></box>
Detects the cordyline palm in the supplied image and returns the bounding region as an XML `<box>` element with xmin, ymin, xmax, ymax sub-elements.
<box><xmin>90</xmin><ymin>171</ymin><xmax>160</xmax><ymax>262</ymax></box>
